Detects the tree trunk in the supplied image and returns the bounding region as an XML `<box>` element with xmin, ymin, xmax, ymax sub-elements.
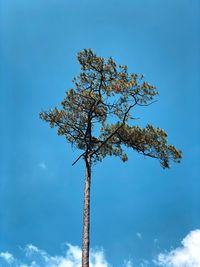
<box><xmin>82</xmin><ymin>154</ymin><xmax>91</xmax><ymax>267</ymax></box>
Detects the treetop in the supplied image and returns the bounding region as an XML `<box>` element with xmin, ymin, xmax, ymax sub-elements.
<box><xmin>40</xmin><ymin>49</ymin><xmax>182</xmax><ymax>168</ymax></box>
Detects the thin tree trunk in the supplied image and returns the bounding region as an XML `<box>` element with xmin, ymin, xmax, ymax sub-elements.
<box><xmin>82</xmin><ymin>153</ymin><xmax>91</xmax><ymax>267</ymax></box>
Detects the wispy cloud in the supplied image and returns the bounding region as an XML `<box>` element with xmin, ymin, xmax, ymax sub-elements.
<box><xmin>39</xmin><ymin>162</ymin><xmax>47</xmax><ymax>170</ymax></box>
<box><xmin>154</xmin><ymin>238</ymin><xmax>159</xmax><ymax>244</ymax></box>
<box><xmin>136</xmin><ymin>232</ymin><xmax>142</xmax><ymax>239</ymax></box>
<box><xmin>0</xmin><ymin>251</ymin><xmax>14</xmax><ymax>264</ymax></box>
<box><xmin>123</xmin><ymin>260</ymin><xmax>133</xmax><ymax>267</ymax></box>
<box><xmin>155</xmin><ymin>229</ymin><xmax>200</xmax><ymax>267</ymax></box>
<box><xmin>0</xmin><ymin>243</ymin><xmax>132</xmax><ymax>267</ymax></box>
<box><xmin>1</xmin><ymin>230</ymin><xmax>200</xmax><ymax>267</ymax></box>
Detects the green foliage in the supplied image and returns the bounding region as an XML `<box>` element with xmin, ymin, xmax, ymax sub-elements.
<box><xmin>40</xmin><ymin>49</ymin><xmax>182</xmax><ymax>168</ymax></box>
<box><xmin>99</xmin><ymin>123</ymin><xmax>181</xmax><ymax>168</ymax></box>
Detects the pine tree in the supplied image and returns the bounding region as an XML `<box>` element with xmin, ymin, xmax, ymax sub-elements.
<box><xmin>40</xmin><ymin>49</ymin><xmax>182</xmax><ymax>267</ymax></box>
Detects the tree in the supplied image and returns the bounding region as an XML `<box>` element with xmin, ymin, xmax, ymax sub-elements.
<box><xmin>40</xmin><ymin>49</ymin><xmax>182</xmax><ymax>267</ymax></box>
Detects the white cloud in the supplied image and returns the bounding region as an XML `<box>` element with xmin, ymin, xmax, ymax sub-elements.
<box><xmin>0</xmin><ymin>244</ymin><xmax>119</xmax><ymax>267</ymax></box>
<box><xmin>3</xmin><ymin>230</ymin><xmax>199</xmax><ymax>267</ymax></box>
<box><xmin>123</xmin><ymin>260</ymin><xmax>133</xmax><ymax>267</ymax></box>
<box><xmin>0</xmin><ymin>251</ymin><xmax>14</xmax><ymax>264</ymax></box>
<box><xmin>39</xmin><ymin>162</ymin><xmax>47</xmax><ymax>170</ymax></box>
<box><xmin>155</xmin><ymin>229</ymin><xmax>200</xmax><ymax>267</ymax></box>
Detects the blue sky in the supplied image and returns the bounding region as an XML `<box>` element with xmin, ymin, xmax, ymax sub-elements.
<box><xmin>0</xmin><ymin>0</ymin><xmax>200</xmax><ymax>266</ymax></box>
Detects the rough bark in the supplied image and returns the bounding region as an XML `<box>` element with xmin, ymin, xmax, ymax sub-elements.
<box><xmin>82</xmin><ymin>154</ymin><xmax>91</xmax><ymax>267</ymax></box>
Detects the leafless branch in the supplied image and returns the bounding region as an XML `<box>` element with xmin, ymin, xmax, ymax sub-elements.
<box><xmin>72</xmin><ymin>152</ymin><xmax>86</xmax><ymax>166</ymax></box>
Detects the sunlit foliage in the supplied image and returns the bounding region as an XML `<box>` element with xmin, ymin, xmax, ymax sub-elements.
<box><xmin>40</xmin><ymin>49</ymin><xmax>182</xmax><ymax>168</ymax></box>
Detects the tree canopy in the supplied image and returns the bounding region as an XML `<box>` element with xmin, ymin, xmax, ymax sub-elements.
<box><xmin>40</xmin><ymin>49</ymin><xmax>182</xmax><ymax>168</ymax></box>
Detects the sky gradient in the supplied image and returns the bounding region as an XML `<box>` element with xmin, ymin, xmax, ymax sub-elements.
<box><xmin>0</xmin><ymin>0</ymin><xmax>200</xmax><ymax>266</ymax></box>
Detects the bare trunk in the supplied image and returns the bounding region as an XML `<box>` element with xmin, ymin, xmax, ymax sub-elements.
<box><xmin>82</xmin><ymin>154</ymin><xmax>91</xmax><ymax>267</ymax></box>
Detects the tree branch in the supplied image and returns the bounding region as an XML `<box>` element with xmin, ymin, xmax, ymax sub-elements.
<box><xmin>91</xmin><ymin>99</ymin><xmax>138</xmax><ymax>156</ymax></box>
<box><xmin>72</xmin><ymin>152</ymin><xmax>86</xmax><ymax>166</ymax></box>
